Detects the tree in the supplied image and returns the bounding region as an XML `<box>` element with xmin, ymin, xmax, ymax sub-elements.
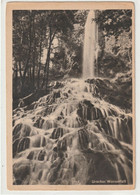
<box><xmin>13</xmin><ymin>10</ymin><xmax>76</xmax><ymax>98</ymax></box>
<box><xmin>95</xmin><ymin>10</ymin><xmax>132</xmax><ymax>76</ymax></box>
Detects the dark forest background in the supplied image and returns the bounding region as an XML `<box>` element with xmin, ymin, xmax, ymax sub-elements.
<box><xmin>13</xmin><ymin>10</ymin><xmax>132</xmax><ymax>108</ymax></box>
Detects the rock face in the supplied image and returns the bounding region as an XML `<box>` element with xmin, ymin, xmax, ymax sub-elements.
<box><xmin>12</xmin><ymin>77</ymin><xmax>133</xmax><ymax>185</ymax></box>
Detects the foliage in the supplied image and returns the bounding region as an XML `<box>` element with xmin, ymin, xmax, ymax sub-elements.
<box><xmin>96</xmin><ymin>10</ymin><xmax>132</xmax><ymax>38</ymax></box>
<box><xmin>13</xmin><ymin>10</ymin><xmax>77</xmax><ymax>99</ymax></box>
<box><xmin>96</xmin><ymin>10</ymin><xmax>132</xmax><ymax>77</ymax></box>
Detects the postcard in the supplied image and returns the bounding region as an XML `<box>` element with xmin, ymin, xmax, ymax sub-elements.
<box><xmin>6</xmin><ymin>2</ymin><xmax>135</xmax><ymax>190</ymax></box>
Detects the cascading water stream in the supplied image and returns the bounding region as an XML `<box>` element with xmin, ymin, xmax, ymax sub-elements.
<box><xmin>12</xmin><ymin>78</ymin><xmax>132</xmax><ymax>185</ymax></box>
<box><xmin>83</xmin><ymin>10</ymin><xmax>98</xmax><ymax>79</ymax></box>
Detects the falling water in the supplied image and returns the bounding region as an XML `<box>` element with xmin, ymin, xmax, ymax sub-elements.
<box><xmin>13</xmin><ymin>78</ymin><xmax>132</xmax><ymax>185</ymax></box>
<box><xmin>83</xmin><ymin>10</ymin><xmax>98</xmax><ymax>78</ymax></box>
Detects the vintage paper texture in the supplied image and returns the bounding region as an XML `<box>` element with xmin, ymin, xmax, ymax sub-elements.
<box><xmin>6</xmin><ymin>2</ymin><xmax>135</xmax><ymax>190</ymax></box>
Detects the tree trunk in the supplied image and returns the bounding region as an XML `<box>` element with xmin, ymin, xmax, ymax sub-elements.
<box><xmin>32</xmin><ymin>14</ymin><xmax>36</xmax><ymax>90</ymax></box>
<box><xmin>37</xmin><ymin>41</ymin><xmax>42</xmax><ymax>89</ymax></box>
<box><xmin>29</xmin><ymin>65</ymin><xmax>32</xmax><ymax>82</ymax></box>
<box><xmin>22</xmin><ymin>11</ymin><xmax>32</xmax><ymax>92</ymax></box>
<box><xmin>14</xmin><ymin>61</ymin><xmax>18</xmax><ymax>97</ymax></box>
<box><xmin>18</xmin><ymin>61</ymin><xmax>23</xmax><ymax>79</ymax></box>
<box><xmin>41</xmin><ymin>27</ymin><xmax>56</xmax><ymax>90</ymax></box>
<box><xmin>45</xmin><ymin>48</ymin><xmax>51</xmax><ymax>91</ymax></box>
<box><xmin>41</xmin><ymin>42</ymin><xmax>51</xmax><ymax>89</ymax></box>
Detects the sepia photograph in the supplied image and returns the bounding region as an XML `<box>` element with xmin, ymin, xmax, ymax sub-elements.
<box><xmin>6</xmin><ymin>2</ymin><xmax>135</xmax><ymax>190</ymax></box>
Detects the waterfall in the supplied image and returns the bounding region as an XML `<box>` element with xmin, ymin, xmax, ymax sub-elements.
<box><xmin>13</xmin><ymin>78</ymin><xmax>132</xmax><ymax>185</ymax></box>
<box><xmin>83</xmin><ymin>10</ymin><xmax>98</xmax><ymax>79</ymax></box>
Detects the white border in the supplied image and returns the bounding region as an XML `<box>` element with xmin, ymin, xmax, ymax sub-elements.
<box><xmin>1</xmin><ymin>0</ymin><xmax>140</xmax><ymax>194</ymax></box>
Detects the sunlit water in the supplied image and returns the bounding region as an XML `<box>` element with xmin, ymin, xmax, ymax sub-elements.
<box><xmin>83</xmin><ymin>10</ymin><xmax>98</xmax><ymax>78</ymax></box>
